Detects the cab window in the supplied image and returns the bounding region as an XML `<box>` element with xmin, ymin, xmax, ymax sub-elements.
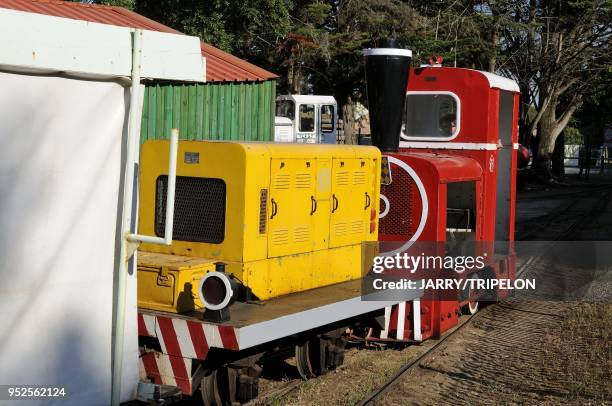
<box><xmin>299</xmin><ymin>104</ymin><xmax>315</xmax><ymax>132</ymax></box>
<box><xmin>320</xmin><ymin>105</ymin><xmax>335</xmax><ymax>133</ymax></box>
<box><xmin>276</xmin><ymin>100</ymin><xmax>295</xmax><ymax>120</ymax></box>
<box><xmin>403</xmin><ymin>93</ymin><xmax>459</xmax><ymax>138</ymax></box>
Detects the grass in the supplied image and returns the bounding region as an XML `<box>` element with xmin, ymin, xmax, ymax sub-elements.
<box><xmin>548</xmin><ymin>302</ymin><xmax>612</xmax><ymax>402</ymax></box>
<box><xmin>268</xmin><ymin>345</ymin><xmax>429</xmax><ymax>406</ymax></box>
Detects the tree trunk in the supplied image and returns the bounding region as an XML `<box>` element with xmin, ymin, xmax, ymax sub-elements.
<box><xmin>552</xmin><ymin>131</ymin><xmax>565</xmax><ymax>178</ymax></box>
<box><xmin>534</xmin><ymin>104</ymin><xmax>557</xmax><ymax>182</ymax></box>
<box><xmin>287</xmin><ymin>60</ymin><xmax>295</xmax><ymax>93</ymax></box>
<box><xmin>488</xmin><ymin>23</ymin><xmax>498</xmax><ymax>72</ymax></box>
<box><xmin>534</xmin><ymin>94</ymin><xmax>581</xmax><ymax>182</ymax></box>
<box><xmin>518</xmin><ymin>82</ymin><xmax>532</xmax><ymax>145</ymax></box>
<box><xmin>342</xmin><ymin>97</ymin><xmax>357</xmax><ymax>145</ymax></box>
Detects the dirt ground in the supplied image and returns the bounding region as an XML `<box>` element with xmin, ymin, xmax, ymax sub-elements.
<box><xmin>378</xmin><ymin>300</ymin><xmax>611</xmax><ymax>405</ymax></box>
<box><xmin>254</xmin><ymin>173</ymin><xmax>612</xmax><ymax>405</ymax></box>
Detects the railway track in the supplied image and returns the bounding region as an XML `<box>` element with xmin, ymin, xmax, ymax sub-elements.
<box><xmin>354</xmin><ymin>184</ymin><xmax>612</xmax><ymax>406</ymax></box>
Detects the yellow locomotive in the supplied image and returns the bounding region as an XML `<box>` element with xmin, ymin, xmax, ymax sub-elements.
<box><xmin>137</xmin><ymin>140</ymin><xmax>381</xmax><ymax>314</ymax></box>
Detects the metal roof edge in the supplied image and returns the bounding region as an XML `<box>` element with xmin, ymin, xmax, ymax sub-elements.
<box><xmin>0</xmin><ymin>0</ymin><xmax>277</xmax><ymax>82</ymax></box>
<box><xmin>0</xmin><ymin>7</ymin><xmax>205</xmax><ymax>82</ymax></box>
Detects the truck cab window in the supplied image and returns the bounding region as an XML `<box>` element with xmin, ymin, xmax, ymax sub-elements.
<box><xmin>299</xmin><ymin>104</ymin><xmax>315</xmax><ymax>132</ymax></box>
<box><xmin>320</xmin><ymin>104</ymin><xmax>334</xmax><ymax>133</ymax></box>
<box><xmin>276</xmin><ymin>100</ymin><xmax>295</xmax><ymax>120</ymax></box>
<box><xmin>403</xmin><ymin>93</ymin><xmax>459</xmax><ymax>139</ymax></box>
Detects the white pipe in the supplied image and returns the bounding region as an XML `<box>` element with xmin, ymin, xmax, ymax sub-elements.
<box><xmin>412</xmin><ymin>299</ymin><xmax>422</xmax><ymax>342</ymax></box>
<box><xmin>127</xmin><ymin>127</ymin><xmax>178</xmax><ymax>245</ymax></box>
<box><xmin>111</xmin><ymin>29</ymin><xmax>142</xmax><ymax>406</ymax></box>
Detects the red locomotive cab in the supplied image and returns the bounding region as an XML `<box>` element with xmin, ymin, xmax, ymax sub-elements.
<box><xmin>399</xmin><ymin>66</ymin><xmax>521</xmax><ymax>244</ymax></box>
<box><xmin>364</xmin><ymin>44</ymin><xmax>520</xmax><ymax>343</ymax></box>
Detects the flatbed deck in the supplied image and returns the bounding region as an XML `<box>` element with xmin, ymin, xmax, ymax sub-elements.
<box><xmin>138</xmin><ymin>278</ymin><xmax>422</xmax><ymax>357</ymax></box>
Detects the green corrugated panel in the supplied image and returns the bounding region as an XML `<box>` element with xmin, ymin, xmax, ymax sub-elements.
<box><xmin>180</xmin><ymin>86</ymin><xmax>188</xmax><ymax>139</ymax></box>
<box><xmin>231</xmin><ymin>83</ymin><xmax>239</xmax><ymax>140</ymax></box>
<box><xmin>257</xmin><ymin>81</ymin><xmax>265</xmax><ymax>141</ymax></box>
<box><xmin>238</xmin><ymin>83</ymin><xmax>246</xmax><ymax>140</ymax></box>
<box><xmin>203</xmin><ymin>85</ymin><xmax>211</xmax><ymax>139</ymax></box>
<box><xmin>263</xmin><ymin>81</ymin><xmax>272</xmax><ymax>141</ymax></box>
<box><xmin>148</xmin><ymin>86</ymin><xmax>157</xmax><ymax>140</ymax></box>
<box><xmin>212</xmin><ymin>84</ymin><xmax>219</xmax><ymax>139</ymax></box>
<box><xmin>225</xmin><ymin>84</ymin><xmax>233</xmax><ymax>140</ymax></box>
<box><xmin>245</xmin><ymin>84</ymin><xmax>252</xmax><ymax>140</ymax></box>
<box><xmin>251</xmin><ymin>83</ymin><xmax>259</xmax><ymax>140</ymax></box>
<box><xmin>195</xmin><ymin>86</ymin><xmax>204</xmax><ymax>141</ymax></box>
<box><xmin>140</xmin><ymin>85</ymin><xmax>149</xmax><ymax>143</ymax></box>
<box><xmin>141</xmin><ymin>80</ymin><xmax>275</xmax><ymax>143</ymax></box>
<box><xmin>164</xmin><ymin>86</ymin><xmax>172</xmax><ymax>139</ymax></box>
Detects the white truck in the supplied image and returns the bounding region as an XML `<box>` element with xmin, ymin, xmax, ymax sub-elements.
<box><xmin>274</xmin><ymin>94</ymin><xmax>338</xmax><ymax>144</ymax></box>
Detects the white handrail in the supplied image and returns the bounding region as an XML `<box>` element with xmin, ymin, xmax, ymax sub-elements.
<box><xmin>127</xmin><ymin>128</ymin><xmax>178</xmax><ymax>245</ymax></box>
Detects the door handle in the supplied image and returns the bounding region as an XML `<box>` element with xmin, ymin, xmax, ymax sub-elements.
<box><xmin>365</xmin><ymin>192</ymin><xmax>371</xmax><ymax>210</ymax></box>
<box><xmin>332</xmin><ymin>194</ymin><xmax>339</xmax><ymax>213</ymax></box>
<box><xmin>310</xmin><ymin>195</ymin><xmax>317</xmax><ymax>215</ymax></box>
<box><xmin>270</xmin><ymin>198</ymin><xmax>278</xmax><ymax>219</ymax></box>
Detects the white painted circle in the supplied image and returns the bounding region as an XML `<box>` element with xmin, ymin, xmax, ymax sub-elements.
<box><xmin>379</xmin><ymin>194</ymin><xmax>390</xmax><ymax>218</ymax></box>
<box><xmin>198</xmin><ymin>271</ymin><xmax>234</xmax><ymax>311</ymax></box>
<box><xmin>381</xmin><ymin>156</ymin><xmax>428</xmax><ymax>256</ymax></box>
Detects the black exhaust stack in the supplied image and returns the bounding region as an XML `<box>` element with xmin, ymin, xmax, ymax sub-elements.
<box><xmin>363</xmin><ymin>39</ymin><xmax>412</xmax><ymax>152</ymax></box>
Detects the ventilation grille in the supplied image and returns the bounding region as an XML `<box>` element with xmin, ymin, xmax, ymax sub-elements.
<box><xmin>351</xmin><ymin>220</ymin><xmax>364</xmax><ymax>234</ymax></box>
<box><xmin>334</xmin><ymin>222</ymin><xmax>349</xmax><ymax>236</ymax></box>
<box><xmin>259</xmin><ymin>189</ymin><xmax>268</xmax><ymax>234</ymax></box>
<box><xmin>294</xmin><ymin>173</ymin><xmax>312</xmax><ymax>189</ymax></box>
<box><xmin>155</xmin><ymin>176</ymin><xmax>226</xmax><ymax>243</ymax></box>
<box><xmin>379</xmin><ymin>167</ymin><xmax>418</xmax><ymax>238</ymax></box>
<box><xmin>273</xmin><ymin>174</ymin><xmax>290</xmax><ymax>189</ymax></box>
<box><xmin>271</xmin><ymin>229</ymin><xmax>289</xmax><ymax>245</ymax></box>
<box><xmin>353</xmin><ymin>171</ymin><xmax>366</xmax><ymax>185</ymax></box>
<box><xmin>335</xmin><ymin>171</ymin><xmax>349</xmax><ymax>186</ymax></box>
<box><xmin>294</xmin><ymin>225</ymin><xmax>310</xmax><ymax>242</ymax></box>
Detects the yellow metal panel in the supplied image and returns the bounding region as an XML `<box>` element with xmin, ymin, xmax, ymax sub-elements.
<box><xmin>243</xmin><ymin>245</ymin><xmax>362</xmax><ymax>300</ymax></box>
<box><xmin>139</xmin><ymin>140</ymin><xmax>271</xmax><ymax>262</ymax></box>
<box><xmin>137</xmin><ymin>252</ymin><xmax>216</xmax><ymax>313</ymax></box>
<box><xmin>312</xmin><ymin>158</ymin><xmax>332</xmax><ymax>250</ymax></box>
<box><xmin>268</xmin><ymin>158</ymin><xmax>315</xmax><ymax>257</ymax></box>
<box><xmin>330</xmin><ymin>159</ymin><xmax>363</xmax><ymax>247</ymax></box>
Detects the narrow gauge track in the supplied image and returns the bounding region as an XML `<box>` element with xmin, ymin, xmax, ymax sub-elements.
<box><xmin>355</xmin><ymin>184</ymin><xmax>612</xmax><ymax>406</ymax></box>
<box><xmin>249</xmin><ymin>184</ymin><xmax>612</xmax><ymax>406</ymax></box>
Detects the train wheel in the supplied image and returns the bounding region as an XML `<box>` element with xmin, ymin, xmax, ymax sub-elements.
<box><xmin>461</xmin><ymin>274</ymin><xmax>481</xmax><ymax>315</ymax></box>
<box><xmin>295</xmin><ymin>336</ymin><xmax>347</xmax><ymax>379</ymax></box>
<box><xmin>201</xmin><ymin>370</ymin><xmax>221</xmax><ymax>406</ymax></box>
<box><xmin>200</xmin><ymin>367</ymin><xmax>237</xmax><ymax>406</ymax></box>
<box><xmin>295</xmin><ymin>340</ymin><xmax>317</xmax><ymax>379</ymax></box>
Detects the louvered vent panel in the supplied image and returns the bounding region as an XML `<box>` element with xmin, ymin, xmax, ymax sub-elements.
<box><xmin>294</xmin><ymin>173</ymin><xmax>311</xmax><ymax>189</ymax></box>
<box><xmin>156</xmin><ymin>176</ymin><xmax>226</xmax><ymax>243</ymax></box>
<box><xmin>335</xmin><ymin>171</ymin><xmax>349</xmax><ymax>186</ymax></box>
<box><xmin>273</xmin><ymin>174</ymin><xmax>290</xmax><ymax>189</ymax></box>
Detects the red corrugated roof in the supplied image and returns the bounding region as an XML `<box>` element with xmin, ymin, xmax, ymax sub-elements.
<box><xmin>0</xmin><ymin>0</ymin><xmax>278</xmax><ymax>82</ymax></box>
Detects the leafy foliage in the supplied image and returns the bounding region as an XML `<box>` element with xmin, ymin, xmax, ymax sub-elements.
<box><xmin>118</xmin><ymin>0</ymin><xmax>610</xmax><ymax>157</ymax></box>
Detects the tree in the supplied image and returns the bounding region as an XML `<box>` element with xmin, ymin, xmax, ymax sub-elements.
<box><xmin>135</xmin><ymin>0</ymin><xmax>292</xmax><ymax>69</ymax></box>
<box><xmin>498</xmin><ymin>0</ymin><xmax>611</xmax><ymax>181</ymax></box>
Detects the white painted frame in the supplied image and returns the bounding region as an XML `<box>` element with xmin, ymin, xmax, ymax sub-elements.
<box><xmin>400</xmin><ymin>91</ymin><xmax>461</xmax><ymax>142</ymax></box>
<box><xmin>379</xmin><ymin>156</ymin><xmax>428</xmax><ymax>256</ymax></box>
